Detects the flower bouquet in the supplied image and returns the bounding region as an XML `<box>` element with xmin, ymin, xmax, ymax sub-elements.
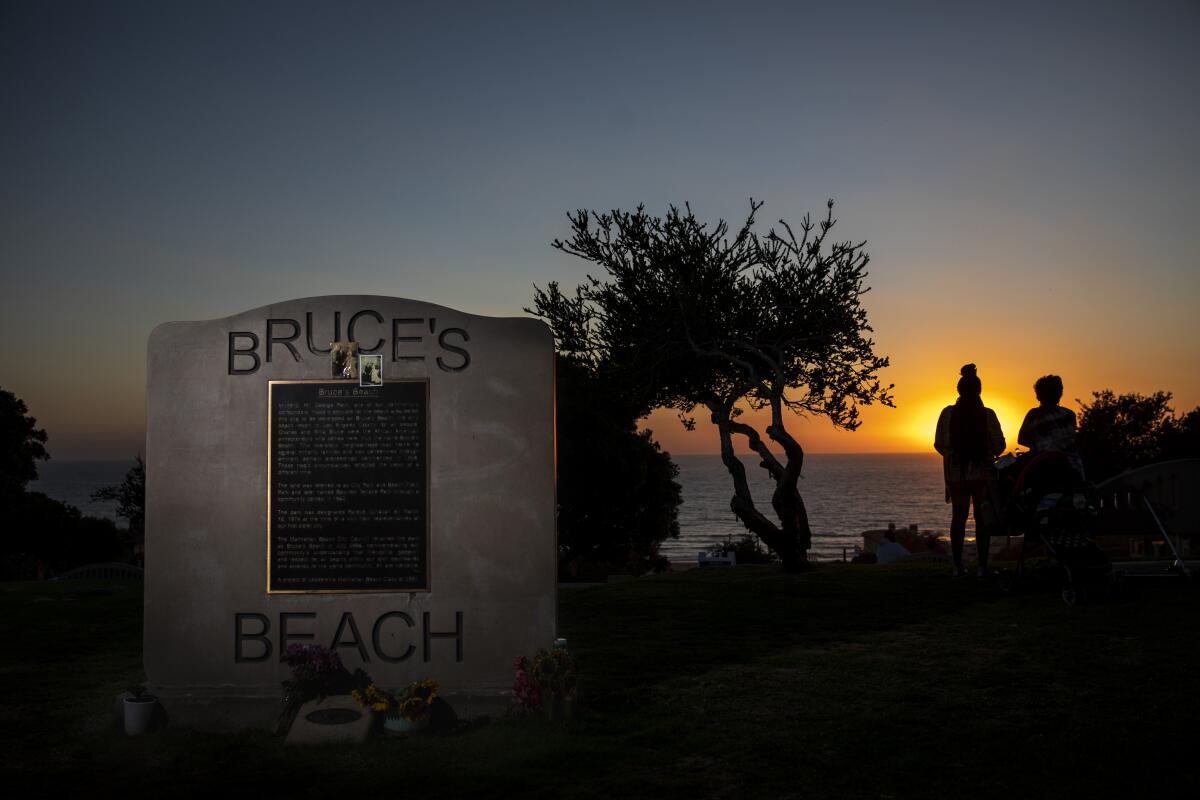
<box><xmin>277</xmin><ymin>644</ymin><xmax>356</xmax><ymax>734</ymax></box>
<box><xmin>513</xmin><ymin>647</ymin><xmax>577</xmax><ymax>720</ymax></box>
<box><xmin>353</xmin><ymin>678</ymin><xmax>440</xmax><ymax>733</ymax></box>
<box><xmin>283</xmin><ymin>644</ymin><xmax>346</xmax><ymax>694</ymax></box>
<box><xmin>351</xmin><ymin>682</ymin><xmax>397</xmax><ymax>714</ymax></box>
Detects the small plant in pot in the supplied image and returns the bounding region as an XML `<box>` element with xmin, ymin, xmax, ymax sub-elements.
<box><xmin>353</xmin><ymin>678</ymin><xmax>439</xmax><ymax>733</ymax></box>
<box><xmin>124</xmin><ymin>685</ymin><xmax>158</xmax><ymax>735</ymax></box>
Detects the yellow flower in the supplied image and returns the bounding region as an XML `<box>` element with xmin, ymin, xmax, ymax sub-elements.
<box><xmin>354</xmin><ymin>682</ymin><xmax>398</xmax><ymax>713</ymax></box>
<box><xmin>409</xmin><ymin>678</ymin><xmax>439</xmax><ymax>702</ymax></box>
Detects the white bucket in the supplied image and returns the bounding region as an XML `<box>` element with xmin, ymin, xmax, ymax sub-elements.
<box><xmin>124</xmin><ymin>696</ymin><xmax>157</xmax><ymax>735</ymax></box>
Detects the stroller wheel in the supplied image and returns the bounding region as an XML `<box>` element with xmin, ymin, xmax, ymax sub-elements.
<box><xmin>997</xmin><ymin>570</ymin><xmax>1014</xmax><ymax>594</ymax></box>
<box><xmin>1104</xmin><ymin>568</ymin><xmax>1122</xmax><ymax>601</ymax></box>
<box><xmin>1062</xmin><ymin>578</ymin><xmax>1090</xmax><ymax>606</ymax></box>
<box><xmin>1059</xmin><ymin>565</ymin><xmax>1084</xmax><ymax>606</ymax></box>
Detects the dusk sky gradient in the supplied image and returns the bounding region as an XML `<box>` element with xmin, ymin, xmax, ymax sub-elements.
<box><xmin>2</xmin><ymin>0</ymin><xmax>1197</xmax><ymax>459</ymax></box>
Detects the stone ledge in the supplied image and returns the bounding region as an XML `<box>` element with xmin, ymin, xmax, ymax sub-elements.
<box><xmin>286</xmin><ymin>696</ymin><xmax>372</xmax><ymax>745</ymax></box>
<box><xmin>125</xmin><ymin>686</ymin><xmax>512</xmax><ymax>732</ymax></box>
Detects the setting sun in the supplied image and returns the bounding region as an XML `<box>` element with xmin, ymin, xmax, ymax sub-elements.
<box><xmin>642</xmin><ymin>370</ymin><xmax>1070</xmax><ymax>458</ymax></box>
<box><xmin>899</xmin><ymin>393</ymin><xmax>1026</xmax><ymax>455</ymax></box>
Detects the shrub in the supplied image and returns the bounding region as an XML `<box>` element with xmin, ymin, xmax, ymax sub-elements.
<box><xmin>709</xmin><ymin>534</ymin><xmax>777</xmax><ymax>564</ymax></box>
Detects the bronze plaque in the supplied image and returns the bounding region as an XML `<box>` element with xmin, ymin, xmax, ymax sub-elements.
<box><xmin>268</xmin><ymin>380</ymin><xmax>429</xmax><ymax>592</ymax></box>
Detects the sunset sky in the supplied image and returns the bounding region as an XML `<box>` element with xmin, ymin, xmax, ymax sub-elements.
<box><xmin>2</xmin><ymin>0</ymin><xmax>1197</xmax><ymax>459</ymax></box>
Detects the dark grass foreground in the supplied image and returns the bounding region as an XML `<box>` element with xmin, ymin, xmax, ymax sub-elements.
<box><xmin>2</xmin><ymin>565</ymin><xmax>1197</xmax><ymax>798</ymax></box>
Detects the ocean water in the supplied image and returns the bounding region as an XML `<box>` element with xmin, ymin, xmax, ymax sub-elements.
<box><xmin>28</xmin><ymin>454</ymin><xmax>960</xmax><ymax>562</ymax></box>
<box><xmin>27</xmin><ymin>459</ymin><xmax>135</xmax><ymax>522</ymax></box>
<box><xmin>665</xmin><ymin>453</ymin><xmax>957</xmax><ymax>562</ymax></box>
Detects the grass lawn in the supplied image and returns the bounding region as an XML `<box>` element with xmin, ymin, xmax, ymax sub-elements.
<box><xmin>1</xmin><ymin>565</ymin><xmax>1197</xmax><ymax>798</ymax></box>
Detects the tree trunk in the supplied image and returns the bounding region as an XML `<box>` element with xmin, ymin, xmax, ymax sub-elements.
<box><xmin>710</xmin><ymin>404</ymin><xmax>808</xmax><ymax>573</ymax></box>
<box><xmin>766</xmin><ymin>398</ymin><xmax>813</xmax><ymax>567</ymax></box>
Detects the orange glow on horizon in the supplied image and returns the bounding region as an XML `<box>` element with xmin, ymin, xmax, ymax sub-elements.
<box><xmin>899</xmin><ymin>394</ymin><xmax>1025</xmax><ymax>455</ymax></box>
<box><xmin>638</xmin><ymin>359</ymin><xmax>1086</xmax><ymax>457</ymax></box>
<box><xmin>640</xmin><ymin>390</ymin><xmax>1028</xmax><ymax>457</ymax></box>
<box><xmin>633</xmin><ymin>306</ymin><xmax>1200</xmax><ymax>459</ymax></box>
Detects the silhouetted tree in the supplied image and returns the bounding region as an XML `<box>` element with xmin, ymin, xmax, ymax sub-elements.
<box><xmin>1161</xmin><ymin>408</ymin><xmax>1200</xmax><ymax>462</ymax></box>
<box><xmin>556</xmin><ymin>356</ymin><xmax>681</xmax><ymax>578</ymax></box>
<box><xmin>92</xmin><ymin>455</ymin><xmax>145</xmax><ymax>539</ymax></box>
<box><xmin>0</xmin><ymin>387</ymin><xmax>49</xmax><ymax>508</ymax></box>
<box><xmin>1077</xmin><ymin>390</ymin><xmax>1200</xmax><ymax>482</ymax></box>
<box><xmin>8</xmin><ymin>492</ymin><xmax>121</xmax><ymax>573</ymax></box>
<box><xmin>532</xmin><ymin>200</ymin><xmax>893</xmax><ymax>571</ymax></box>
<box><xmin>0</xmin><ymin>390</ymin><xmax>126</xmax><ymax>578</ymax></box>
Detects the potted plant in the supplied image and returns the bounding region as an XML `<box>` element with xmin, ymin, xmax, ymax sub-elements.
<box><xmin>123</xmin><ymin>685</ymin><xmax>158</xmax><ymax>735</ymax></box>
<box><xmin>351</xmin><ymin>680</ymin><xmax>396</xmax><ymax>719</ymax></box>
<box><xmin>393</xmin><ymin>678</ymin><xmax>439</xmax><ymax>731</ymax></box>
<box><xmin>353</xmin><ymin>678</ymin><xmax>439</xmax><ymax>733</ymax></box>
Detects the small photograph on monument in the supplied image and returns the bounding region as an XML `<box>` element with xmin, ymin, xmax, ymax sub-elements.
<box><xmin>330</xmin><ymin>341</ymin><xmax>358</xmax><ymax>380</ymax></box>
<box><xmin>359</xmin><ymin>354</ymin><xmax>383</xmax><ymax>387</ymax></box>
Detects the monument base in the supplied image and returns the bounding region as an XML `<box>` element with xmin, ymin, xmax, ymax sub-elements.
<box><xmin>286</xmin><ymin>696</ymin><xmax>374</xmax><ymax>745</ymax></box>
<box><xmin>120</xmin><ymin>686</ymin><xmax>512</xmax><ymax>732</ymax></box>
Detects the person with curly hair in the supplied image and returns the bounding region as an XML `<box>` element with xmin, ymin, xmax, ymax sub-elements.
<box><xmin>1018</xmin><ymin>374</ymin><xmax>1084</xmax><ymax>477</ymax></box>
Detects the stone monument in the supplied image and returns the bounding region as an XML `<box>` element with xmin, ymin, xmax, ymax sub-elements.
<box><xmin>144</xmin><ymin>296</ymin><xmax>555</xmax><ymax>726</ymax></box>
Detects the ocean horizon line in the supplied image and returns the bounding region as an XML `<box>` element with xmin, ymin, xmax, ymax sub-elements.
<box><xmin>671</xmin><ymin>451</ymin><xmax>938</xmax><ymax>458</ymax></box>
<box><xmin>39</xmin><ymin>451</ymin><xmax>942</xmax><ymax>463</ymax></box>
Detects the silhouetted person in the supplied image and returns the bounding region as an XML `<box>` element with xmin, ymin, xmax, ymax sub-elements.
<box><xmin>1018</xmin><ymin>374</ymin><xmax>1084</xmax><ymax>477</ymax></box>
<box><xmin>934</xmin><ymin>364</ymin><xmax>1006</xmax><ymax>578</ymax></box>
<box><xmin>876</xmin><ymin>523</ymin><xmax>910</xmax><ymax>564</ymax></box>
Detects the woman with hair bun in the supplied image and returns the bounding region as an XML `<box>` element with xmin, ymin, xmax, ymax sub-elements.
<box><xmin>934</xmin><ymin>364</ymin><xmax>1006</xmax><ymax>578</ymax></box>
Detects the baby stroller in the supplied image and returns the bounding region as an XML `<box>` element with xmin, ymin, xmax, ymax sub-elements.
<box><xmin>992</xmin><ymin>451</ymin><xmax>1116</xmax><ymax>605</ymax></box>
